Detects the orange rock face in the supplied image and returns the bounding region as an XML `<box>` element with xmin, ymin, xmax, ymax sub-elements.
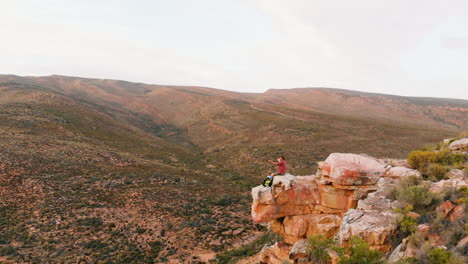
<box><xmin>438</xmin><ymin>200</ymin><xmax>455</xmax><ymax>218</ymax></box>
<box><xmin>251</xmin><ymin>153</ymin><xmax>403</xmax><ymax>262</ymax></box>
<box><xmin>271</xmin><ymin>214</ymin><xmax>342</xmax><ymax>244</ymax></box>
<box><xmin>437</xmin><ymin>200</ymin><xmax>465</xmax><ymax>222</ymax></box>
<box><xmin>258</xmin><ymin>242</ymin><xmax>291</xmax><ymax>264</ymax></box>
<box><xmin>450</xmin><ymin>204</ymin><xmax>465</xmax><ymax>222</ymax></box>
<box><xmin>251</xmin><ymin>175</ymin><xmax>321</xmax><ymax>223</ymax></box>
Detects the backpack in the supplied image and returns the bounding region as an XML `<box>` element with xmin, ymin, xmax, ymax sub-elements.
<box><xmin>262</xmin><ymin>176</ymin><xmax>273</xmax><ymax>187</ymax></box>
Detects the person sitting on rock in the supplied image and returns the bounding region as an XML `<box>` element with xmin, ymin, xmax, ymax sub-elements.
<box><xmin>268</xmin><ymin>156</ymin><xmax>287</xmax><ymax>176</ymax></box>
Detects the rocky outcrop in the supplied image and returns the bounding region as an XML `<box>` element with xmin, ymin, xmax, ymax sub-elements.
<box><xmin>384</xmin><ymin>166</ymin><xmax>421</xmax><ymax>179</ymax></box>
<box><xmin>336</xmin><ymin>191</ymin><xmax>401</xmax><ymax>252</ymax></box>
<box><xmin>449</xmin><ymin>137</ymin><xmax>468</xmax><ymax>150</ymax></box>
<box><xmin>252</xmin><ymin>154</ymin><xmax>386</xmax><ymax>223</ymax></box>
<box><xmin>437</xmin><ymin>200</ymin><xmax>465</xmax><ymax>222</ymax></box>
<box><xmin>252</xmin><ymin>153</ymin><xmax>410</xmax><ymax>263</ymax></box>
<box><xmin>447</xmin><ymin>169</ymin><xmax>466</xmax><ymax>179</ymax></box>
<box><xmin>251</xmin><ymin>151</ymin><xmax>468</xmax><ymax>263</ymax></box>
<box><xmin>258</xmin><ymin>242</ymin><xmax>291</xmax><ymax>264</ymax></box>
<box><xmin>317</xmin><ymin>153</ymin><xmax>386</xmax><ymax>186</ymax></box>
<box><xmin>429</xmin><ymin>178</ymin><xmax>468</xmax><ymax>193</ymax></box>
<box><xmin>271</xmin><ymin>214</ymin><xmax>342</xmax><ymax>244</ymax></box>
<box><xmin>251</xmin><ymin>175</ymin><xmax>321</xmax><ymax>223</ymax></box>
<box><xmin>288</xmin><ymin>239</ymin><xmax>308</xmax><ymax>260</ymax></box>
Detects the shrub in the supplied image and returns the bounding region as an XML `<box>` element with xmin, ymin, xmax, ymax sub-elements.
<box><xmin>441</xmin><ymin>220</ymin><xmax>466</xmax><ymax>248</ymax></box>
<box><xmin>391</xmin><ymin>258</ymin><xmax>419</xmax><ymax>264</ymax></box>
<box><xmin>338</xmin><ymin>236</ymin><xmax>382</xmax><ymax>264</ymax></box>
<box><xmin>307</xmin><ymin>235</ymin><xmax>335</xmax><ymax>264</ymax></box>
<box><xmin>148</xmin><ymin>240</ymin><xmax>164</xmax><ymax>257</ymax></box>
<box><xmin>428</xmin><ymin>248</ymin><xmax>452</xmax><ymax>264</ymax></box>
<box><xmin>396</xmin><ymin>185</ymin><xmax>437</xmax><ymax>213</ymax></box>
<box><xmin>81</xmin><ymin>239</ymin><xmax>107</xmax><ymax>249</ymax></box>
<box><xmin>393</xmin><ymin>205</ymin><xmax>417</xmax><ymax>247</ymax></box>
<box><xmin>211</xmin><ymin>195</ymin><xmax>236</xmax><ymax>206</ymax></box>
<box><xmin>76</xmin><ymin>217</ymin><xmax>103</xmax><ymax>227</ymax></box>
<box><xmin>0</xmin><ymin>245</ymin><xmax>17</xmax><ymax>256</ymax></box>
<box><xmin>407</xmin><ymin>150</ymin><xmax>466</xmax><ymax>178</ymax></box>
<box><xmin>437</xmin><ymin>152</ymin><xmax>466</xmax><ymax>167</ymax></box>
<box><xmin>215</xmin><ymin>232</ymin><xmax>281</xmax><ymax>264</ymax></box>
<box><xmin>407</xmin><ymin>151</ymin><xmax>438</xmax><ymax>174</ymax></box>
<box><xmin>427</xmin><ymin>164</ymin><xmax>450</xmax><ymax>181</ymax></box>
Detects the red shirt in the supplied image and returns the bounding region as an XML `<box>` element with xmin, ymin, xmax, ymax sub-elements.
<box><xmin>277</xmin><ymin>160</ymin><xmax>287</xmax><ymax>174</ymax></box>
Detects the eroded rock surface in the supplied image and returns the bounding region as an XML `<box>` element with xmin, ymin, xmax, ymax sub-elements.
<box><xmin>271</xmin><ymin>214</ymin><xmax>342</xmax><ymax>244</ymax></box>
<box><xmin>336</xmin><ymin>192</ymin><xmax>401</xmax><ymax>252</ymax></box>
<box><xmin>318</xmin><ymin>153</ymin><xmax>386</xmax><ymax>186</ymax></box>
<box><xmin>384</xmin><ymin>166</ymin><xmax>421</xmax><ymax>179</ymax></box>
<box><xmin>251</xmin><ymin>175</ymin><xmax>320</xmax><ymax>223</ymax></box>
<box><xmin>250</xmin><ymin>152</ymin><xmax>429</xmax><ymax>263</ymax></box>
<box><xmin>429</xmin><ymin>178</ymin><xmax>468</xmax><ymax>193</ymax></box>
<box><xmin>449</xmin><ymin>137</ymin><xmax>468</xmax><ymax>150</ymax></box>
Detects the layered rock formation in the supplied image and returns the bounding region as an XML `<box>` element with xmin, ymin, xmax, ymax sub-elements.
<box><xmin>251</xmin><ymin>153</ymin><xmax>413</xmax><ymax>263</ymax></box>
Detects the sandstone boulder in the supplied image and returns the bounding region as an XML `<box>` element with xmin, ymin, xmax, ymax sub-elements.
<box><xmin>258</xmin><ymin>242</ymin><xmax>291</xmax><ymax>264</ymax></box>
<box><xmin>289</xmin><ymin>239</ymin><xmax>308</xmax><ymax>260</ymax></box>
<box><xmin>449</xmin><ymin>137</ymin><xmax>468</xmax><ymax>150</ymax></box>
<box><xmin>447</xmin><ymin>169</ymin><xmax>465</xmax><ymax>179</ymax></box>
<box><xmin>271</xmin><ymin>214</ymin><xmax>342</xmax><ymax>244</ymax></box>
<box><xmin>388</xmin><ymin>239</ymin><xmax>417</xmax><ymax>263</ymax></box>
<box><xmin>450</xmin><ymin>204</ymin><xmax>465</xmax><ymax>222</ymax></box>
<box><xmin>317</xmin><ymin>183</ymin><xmax>377</xmax><ymax>212</ymax></box>
<box><xmin>437</xmin><ymin>200</ymin><xmax>455</xmax><ymax>218</ymax></box>
<box><xmin>336</xmin><ymin>192</ymin><xmax>400</xmax><ymax>252</ymax></box>
<box><xmin>429</xmin><ymin>178</ymin><xmax>468</xmax><ymax>193</ymax></box>
<box><xmin>384</xmin><ymin>166</ymin><xmax>421</xmax><ymax>179</ymax></box>
<box><xmin>251</xmin><ymin>175</ymin><xmax>320</xmax><ymax>223</ymax></box>
<box><xmin>383</xmin><ymin>158</ymin><xmax>408</xmax><ymax>167</ymax></box>
<box><xmin>318</xmin><ymin>153</ymin><xmax>386</xmax><ymax>186</ymax></box>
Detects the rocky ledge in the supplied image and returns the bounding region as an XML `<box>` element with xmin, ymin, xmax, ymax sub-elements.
<box><xmin>251</xmin><ymin>152</ymin><xmax>467</xmax><ymax>263</ymax></box>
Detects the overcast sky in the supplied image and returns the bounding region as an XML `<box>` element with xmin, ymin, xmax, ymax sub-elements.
<box><xmin>2</xmin><ymin>0</ymin><xmax>468</xmax><ymax>99</ymax></box>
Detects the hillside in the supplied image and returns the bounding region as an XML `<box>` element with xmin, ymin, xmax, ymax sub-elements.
<box><xmin>0</xmin><ymin>74</ymin><xmax>467</xmax><ymax>263</ymax></box>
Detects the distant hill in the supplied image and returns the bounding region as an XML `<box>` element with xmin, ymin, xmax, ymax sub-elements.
<box><xmin>0</xmin><ymin>74</ymin><xmax>466</xmax><ymax>263</ymax></box>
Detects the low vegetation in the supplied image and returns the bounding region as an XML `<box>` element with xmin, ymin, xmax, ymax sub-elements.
<box><xmin>306</xmin><ymin>235</ymin><xmax>382</xmax><ymax>264</ymax></box>
<box><xmin>407</xmin><ymin>135</ymin><xmax>467</xmax><ymax>181</ymax></box>
<box><xmin>215</xmin><ymin>231</ymin><xmax>280</xmax><ymax>264</ymax></box>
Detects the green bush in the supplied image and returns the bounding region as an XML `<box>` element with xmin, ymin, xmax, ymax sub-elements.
<box><xmin>437</xmin><ymin>152</ymin><xmax>466</xmax><ymax>167</ymax></box>
<box><xmin>338</xmin><ymin>236</ymin><xmax>382</xmax><ymax>264</ymax></box>
<box><xmin>396</xmin><ymin>184</ymin><xmax>437</xmax><ymax>213</ymax></box>
<box><xmin>407</xmin><ymin>150</ymin><xmax>466</xmax><ymax>178</ymax></box>
<box><xmin>148</xmin><ymin>240</ymin><xmax>164</xmax><ymax>257</ymax></box>
<box><xmin>407</xmin><ymin>151</ymin><xmax>438</xmax><ymax>174</ymax></box>
<box><xmin>390</xmin><ymin>258</ymin><xmax>419</xmax><ymax>264</ymax></box>
<box><xmin>216</xmin><ymin>232</ymin><xmax>281</xmax><ymax>264</ymax></box>
<box><xmin>427</xmin><ymin>164</ymin><xmax>450</xmax><ymax>181</ymax></box>
<box><xmin>76</xmin><ymin>217</ymin><xmax>103</xmax><ymax>227</ymax></box>
<box><xmin>393</xmin><ymin>205</ymin><xmax>417</xmax><ymax>247</ymax></box>
<box><xmin>0</xmin><ymin>245</ymin><xmax>17</xmax><ymax>257</ymax></box>
<box><xmin>428</xmin><ymin>248</ymin><xmax>452</xmax><ymax>264</ymax></box>
<box><xmin>307</xmin><ymin>235</ymin><xmax>335</xmax><ymax>264</ymax></box>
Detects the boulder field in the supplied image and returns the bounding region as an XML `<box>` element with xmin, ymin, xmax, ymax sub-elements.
<box><xmin>250</xmin><ymin>152</ymin><xmax>467</xmax><ymax>263</ymax></box>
